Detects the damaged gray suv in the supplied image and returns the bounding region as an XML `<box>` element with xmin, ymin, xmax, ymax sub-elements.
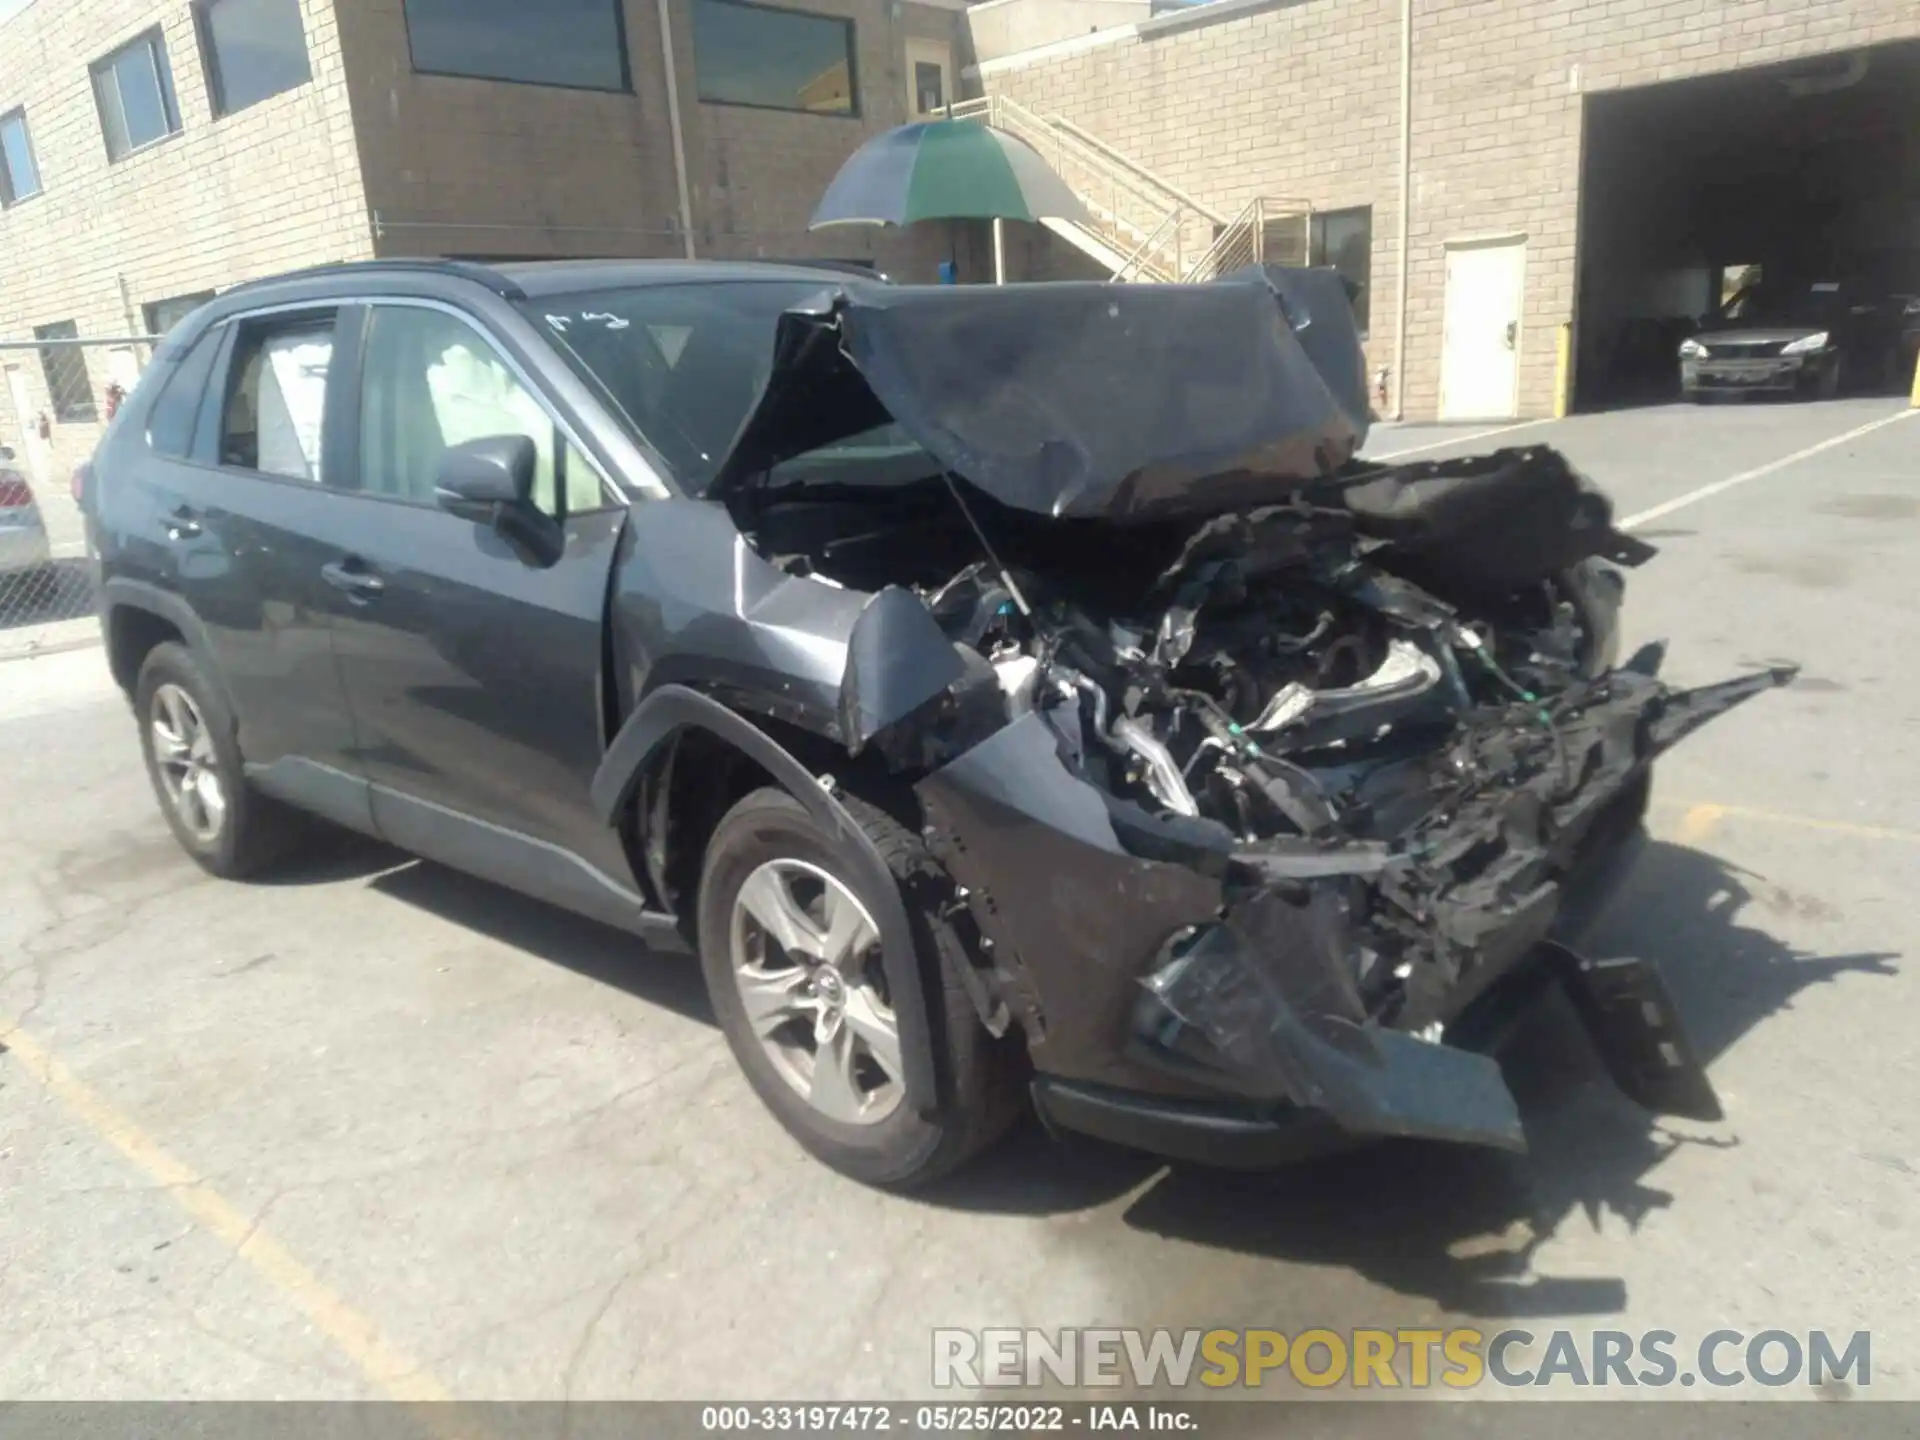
<box><xmin>91</xmin><ymin>257</ymin><xmax>1791</xmax><ymax>1187</ymax></box>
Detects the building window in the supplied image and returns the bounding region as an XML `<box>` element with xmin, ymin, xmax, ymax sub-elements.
<box><xmin>196</xmin><ymin>0</ymin><xmax>312</xmax><ymax>117</ymax></box>
<box><xmin>401</xmin><ymin>0</ymin><xmax>629</xmax><ymax>93</ymax></box>
<box><xmin>1310</xmin><ymin>205</ymin><xmax>1372</xmax><ymax>334</ymax></box>
<box><xmin>34</xmin><ymin>322</ymin><xmax>99</xmax><ymax>424</ymax></box>
<box><xmin>0</xmin><ymin>109</ymin><xmax>41</xmax><ymax>205</ymax></box>
<box><xmin>92</xmin><ymin>28</ymin><xmax>182</xmax><ymax>161</ymax></box>
<box><xmin>693</xmin><ymin>0</ymin><xmax>858</xmax><ymax>117</ymax></box>
<box><xmin>145</xmin><ymin>290</ymin><xmax>218</xmax><ymax>336</ymax></box>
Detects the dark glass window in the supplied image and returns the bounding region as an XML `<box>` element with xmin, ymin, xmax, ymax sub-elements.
<box><xmin>34</xmin><ymin>322</ymin><xmax>98</xmax><ymax>424</ymax></box>
<box><xmin>401</xmin><ymin>0</ymin><xmax>629</xmax><ymax>92</ymax></box>
<box><xmin>145</xmin><ymin>290</ymin><xmax>217</xmax><ymax>337</ymax></box>
<box><xmin>356</xmin><ymin>305</ymin><xmax>602</xmax><ymax>517</ymax></box>
<box><xmin>524</xmin><ymin>280</ymin><xmax>845</xmax><ymax>490</ymax></box>
<box><xmin>1310</xmin><ymin>205</ymin><xmax>1372</xmax><ymax>335</ymax></box>
<box><xmin>693</xmin><ymin>0</ymin><xmax>858</xmax><ymax>117</ymax></box>
<box><xmin>91</xmin><ymin>29</ymin><xmax>182</xmax><ymax>160</ymax></box>
<box><xmin>198</xmin><ymin>0</ymin><xmax>312</xmax><ymax>117</ymax></box>
<box><xmin>220</xmin><ymin>316</ymin><xmax>336</xmax><ymax>480</ymax></box>
<box><xmin>0</xmin><ymin>108</ymin><xmax>41</xmax><ymax>205</ymax></box>
<box><xmin>148</xmin><ymin>324</ymin><xmax>226</xmax><ymax>458</ymax></box>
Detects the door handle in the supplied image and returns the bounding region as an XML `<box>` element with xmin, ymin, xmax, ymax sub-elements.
<box><xmin>321</xmin><ymin>558</ymin><xmax>385</xmax><ymax>601</ymax></box>
<box><xmin>163</xmin><ymin>504</ymin><xmax>201</xmax><ymax>540</ymax></box>
<box><xmin>1503</xmin><ymin>321</ymin><xmax>1518</xmax><ymax>350</ymax></box>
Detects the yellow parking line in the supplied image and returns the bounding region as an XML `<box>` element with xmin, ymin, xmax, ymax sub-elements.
<box><xmin>1657</xmin><ymin>798</ymin><xmax>1920</xmax><ymax>845</ymax></box>
<box><xmin>0</xmin><ymin>1018</ymin><xmax>455</xmax><ymax>1405</ymax></box>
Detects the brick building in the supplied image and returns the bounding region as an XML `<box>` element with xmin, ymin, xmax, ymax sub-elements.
<box><xmin>0</xmin><ymin>0</ymin><xmax>970</xmax><ymax>544</ymax></box>
<box><xmin>972</xmin><ymin>0</ymin><xmax>1920</xmax><ymax>420</ymax></box>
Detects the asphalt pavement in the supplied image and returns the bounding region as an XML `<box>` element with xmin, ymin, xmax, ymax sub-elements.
<box><xmin>3</xmin><ymin>398</ymin><xmax>1917</xmax><ymax>1402</ymax></box>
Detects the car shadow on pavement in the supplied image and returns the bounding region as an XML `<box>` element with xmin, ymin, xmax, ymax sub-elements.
<box><xmin>922</xmin><ymin>838</ymin><xmax>1898</xmax><ymax>1320</ymax></box>
<box><xmin>368</xmin><ymin>854</ymin><xmax>717</xmax><ymax>1027</ymax></box>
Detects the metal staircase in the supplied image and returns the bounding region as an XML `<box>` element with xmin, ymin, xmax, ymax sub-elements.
<box><xmin>949</xmin><ymin>94</ymin><xmax>1313</xmax><ymax>283</ymax></box>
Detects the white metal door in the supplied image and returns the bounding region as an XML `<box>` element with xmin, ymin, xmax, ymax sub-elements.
<box><xmin>1439</xmin><ymin>238</ymin><xmax>1526</xmax><ymax>420</ymax></box>
<box><xmin>904</xmin><ymin>38</ymin><xmax>954</xmax><ymax>119</ymax></box>
<box><xmin>4</xmin><ymin>365</ymin><xmax>51</xmax><ymax>492</ymax></box>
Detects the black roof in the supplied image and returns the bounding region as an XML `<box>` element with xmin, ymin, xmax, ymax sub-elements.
<box><xmin>220</xmin><ymin>256</ymin><xmax>877</xmax><ymax>304</ymax></box>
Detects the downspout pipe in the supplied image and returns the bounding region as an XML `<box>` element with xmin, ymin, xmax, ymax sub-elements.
<box><xmin>657</xmin><ymin>0</ymin><xmax>698</xmax><ymax>259</ymax></box>
<box><xmin>1392</xmin><ymin>0</ymin><xmax>1412</xmax><ymax>420</ymax></box>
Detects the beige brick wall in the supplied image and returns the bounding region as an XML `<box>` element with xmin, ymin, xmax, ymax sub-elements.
<box><xmin>0</xmin><ymin>0</ymin><xmax>369</xmax><ymax>536</ymax></box>
<box><xmin>981</xmin><ymin>0</ymin><xmax>1920</xmax><ymax>419</ymax></box>
<box><xmin>339</xmin><ymin>0</ymin><xmax>971</xmax><ymax>281</ymax></box>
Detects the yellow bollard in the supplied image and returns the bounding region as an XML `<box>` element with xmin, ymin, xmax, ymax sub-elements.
<box><xmin>1553</xmin><ymin>321</ymin><xmax>1573</xmax><ymax>420</ymax></box>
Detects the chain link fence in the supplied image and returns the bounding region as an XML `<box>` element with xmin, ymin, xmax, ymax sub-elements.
<box><xmin>0</xmin><ymin>333</ymin><xmax>151</xmax><ymax>652</ymax></box>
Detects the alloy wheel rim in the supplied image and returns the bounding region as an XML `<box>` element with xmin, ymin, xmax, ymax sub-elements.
<box><xmin>150</xmin><ymin>683</ymin><xmax>226</xmax><ymax>843</ymax></box>
<box><xmin>728</xmin><ymin>857</ymin><xmax>904</xmax><ymax>1126</ymax></box>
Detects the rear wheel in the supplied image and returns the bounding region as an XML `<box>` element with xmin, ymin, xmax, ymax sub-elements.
<box><xmin>697</xmin><ymin>786</ymin><xmax>1022</xmax><ymax>1187</ymax></box>
<box><xmin>136</xmin><ymin>642</ymin><xmax>306</xmax><ymax>878</ymax></box>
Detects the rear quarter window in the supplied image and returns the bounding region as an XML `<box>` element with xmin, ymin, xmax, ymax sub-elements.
<box><xmin>146</xmin><ymin>322</ymin><xmax>226</xmax><ymax>458</ymax></box>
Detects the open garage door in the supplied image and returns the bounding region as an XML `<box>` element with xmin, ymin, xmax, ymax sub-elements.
<box><xmin>1574</xmin><ymin>39</ymin><xmax>1920</xmax><ymax>411</ymax></box>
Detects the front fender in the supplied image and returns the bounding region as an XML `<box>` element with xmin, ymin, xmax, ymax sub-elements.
<box><xmin>591</xmin><ymin>684</ymin><xmax>940</xmax><ymax>1114</ymax></box>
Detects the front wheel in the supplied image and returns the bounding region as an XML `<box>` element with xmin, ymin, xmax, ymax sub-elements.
<box><xmin>697</xmin><ymin>786</ymin><xmax>1022</xmax><ymax>1187</ymax></box>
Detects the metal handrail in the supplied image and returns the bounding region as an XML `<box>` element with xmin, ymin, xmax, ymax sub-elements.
<box><xmin>1109</xmin><ymin>207</ymin><xmax>1182</xmax><ymax>283</ymax></box>
<box><xmin>956</xmin><ymin>93</ymin><xmax>1286</xmax><ymax>284</ymax></box>
<box><xmin>1181</xmin><ymin>196</ymin><xmax>1263</xmax><ymax>282</ymax></box>
<box><xmin>1179</xmin><ymin>196</ymin><xmax>1318</xmax><ymax>281</ymax></box>
<box><xmin>986</xmin><ymin>96</ymin><xmax>1211</xmax><ymax>228</ymax></box>
<box><xmin>1047</xmin><ymin>116</ymin><xmax>1227</xmax><ymax>226</ymax></box>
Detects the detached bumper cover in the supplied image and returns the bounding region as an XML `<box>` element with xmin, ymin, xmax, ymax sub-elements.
<box><xmin>920</xmin><ymin>661</ymin><xmax>1791</xmax><ymax>1161</ymax></box>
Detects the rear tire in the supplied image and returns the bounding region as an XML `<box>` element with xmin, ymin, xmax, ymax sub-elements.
<box><xmin>135</xmin><ymin>642</ymin><xmax>307</xmax><ymax>878</ymax></box>
<box><xmin>697</xmin><ymin>786</ymin><xmax>1022</xmax><ymax>1187</ymax></box>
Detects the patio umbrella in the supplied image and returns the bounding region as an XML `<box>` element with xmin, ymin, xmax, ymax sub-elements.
<box><xmin>809</xmin><ymin>118</ymin><xmax>1088</xmax><ymax>283</ymax></box>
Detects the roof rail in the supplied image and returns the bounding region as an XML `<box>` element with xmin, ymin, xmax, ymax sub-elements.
<box><xmin>222</xmin><ymin>258</ymin><xmax>526</xmax><ymax>300</ymax></box>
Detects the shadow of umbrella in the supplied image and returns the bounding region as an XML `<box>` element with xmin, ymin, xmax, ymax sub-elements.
<box><xmin>809</xmin><ymin>117</ymin><xmax>1089</xmax><ymax>283</ymax></box>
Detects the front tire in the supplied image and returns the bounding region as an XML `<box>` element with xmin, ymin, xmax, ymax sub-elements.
<box><xmin>136</xmin><ymin>642</ymin><xmax>305</xmax><ymax>878</ymax></box>
<box><xmin>697</xmin><ymin>786</ymin><xmax>1022</xmax><ymax>1187</ymax></box>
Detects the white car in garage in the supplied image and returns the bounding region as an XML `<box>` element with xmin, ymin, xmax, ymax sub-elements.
<box><xmin>0</xmin><ymin>445</ymin><xmax>53</xmax><ymax>590</ymax></box>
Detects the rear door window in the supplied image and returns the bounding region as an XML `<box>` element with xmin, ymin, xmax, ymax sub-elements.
<box><xmin>218</xmin><ymin>313</ymin><xmax>336</xmax><ymax>481</ymax></box>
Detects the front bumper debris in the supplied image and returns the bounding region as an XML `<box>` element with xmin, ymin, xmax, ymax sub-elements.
<box><xmin>919</xmin><ymin>659</ymin><xmax>1793</xmax><ymax>1164</ymax></box>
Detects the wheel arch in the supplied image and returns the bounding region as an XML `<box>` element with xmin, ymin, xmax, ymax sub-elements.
<box><xmin>101</xmin><ymin>580</ymin><xmax>233</xmax><ymax>721</ymax></box>
<box><xmin>593</xmin><ymin>684</ymin><xmax>941</xmax><ymax>1113</ymax></box>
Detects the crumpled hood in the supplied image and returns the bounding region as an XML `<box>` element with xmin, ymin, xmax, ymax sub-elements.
<box><xmin>709</xmin><ymin>264</ymin><xmax>1372</xmax><ymax>522</ymax></box>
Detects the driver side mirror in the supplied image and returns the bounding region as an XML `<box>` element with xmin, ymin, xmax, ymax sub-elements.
<box><xmin>434</xmin><ymin>435</ymin><xmax>563</xmax><ymax>567</ymax></box>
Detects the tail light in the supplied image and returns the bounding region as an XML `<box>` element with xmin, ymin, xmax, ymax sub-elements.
<box><xmin>0</xmin><ymin>472</ymin><xmax>32</xmax><ymax>508</ymax></box>
<box><xmin>72</xmin><ymin>461</ymin><xmax>91</xmax><ymax>507</ymax></box>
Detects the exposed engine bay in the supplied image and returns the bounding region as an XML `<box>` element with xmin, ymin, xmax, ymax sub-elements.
<box><xmin>690</xmin><ymin>267</ymin><xmax>1794</xmax><ymax>1156</ymax></box>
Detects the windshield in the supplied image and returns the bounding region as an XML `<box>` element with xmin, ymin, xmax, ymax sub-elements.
<box><xmin>1720</xmin><ymin>282</ymin><xmax>1850</xmax><ymax>328</ymax></box>
<box><xmin>523</xmin><ymin>280</ymin><xmax>836</xmax><ymax>493</ymax></box>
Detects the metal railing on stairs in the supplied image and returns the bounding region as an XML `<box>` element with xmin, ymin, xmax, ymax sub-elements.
<box><xmin>952</xmin><ymin>95</ymin><xmax>1312</xmax><ymax>284</ymax></box>
<box><xmin>949</xmin><ymin>95</ymin><xmax>1216</xmax><ymax>281</ymax></box>
<box><xmin>1181</xmin><ymin>195</ymin><xmax>1316</xmax><ymax>283</ymax></box>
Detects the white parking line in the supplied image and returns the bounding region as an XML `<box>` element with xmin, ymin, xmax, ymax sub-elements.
<box><xmin>1366</xmin><ymin>417</ymin><xmax>1556</xmax><ymax>461</ymax></box>
<box><xmin>1620</xmin><ymin>408</ymin><xmax>1918</xmax><ymax>530</ymax></box>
